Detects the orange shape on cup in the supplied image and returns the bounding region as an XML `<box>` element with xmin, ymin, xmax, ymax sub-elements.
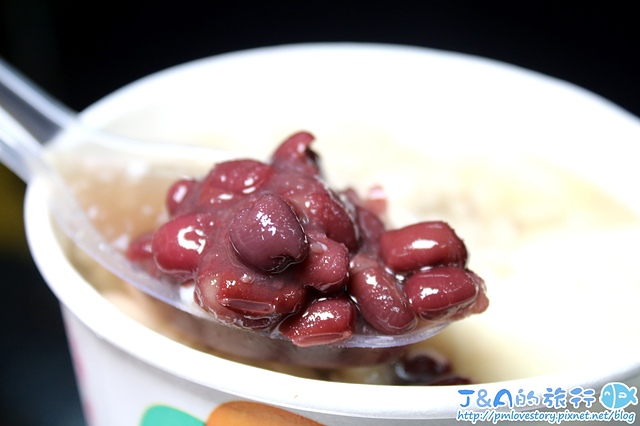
<box><xmin>207</xmin><ymin>401</ymin><xmax>322</xmax><ymax>426</ymax></box>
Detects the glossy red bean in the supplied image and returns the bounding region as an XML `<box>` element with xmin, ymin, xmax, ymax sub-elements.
<box><xmin>166</xmin><ymin>178</ymin><xmax>197</xmax><ymax>216</ymax></box>
<box><xmin>271</xmin><ymin>131</ymin><xmax>320</xmax><ymax>175</ymax></box>
<box><xmin>195</xmin><ymin>268</ymin><xmax>280</xmax><ymax>330</ymax></box>
<box><xmin>348</xmin><ymin>255</ymin><xmax>417</xmax><ymax>334</ymax></box>
<box><xmin>215</xmin><ymin>272</ymin><xmax>306</xmax><ymax>317</ymax></box>
<box><xmin>126</xmin><ymin>232</ymin><xmax>161</xmax><ymax>277</ymax></box>
<box><xmin>202</xmin><ymin>159</ymin><xmax>273</xmax><ymax>194</ymax></box>
<box><xmin>194</xmin><ymin>182</ymin><xmax>240</xmax><ymax>211</ymax></box>
<box><xmin>292</xmin><ymin>231</ymin><xmax>349</xmax><ymax>293</ymax></box>
<box><xmin>127</xmin><ymin>232</ymin><xmax>154</xmax><ymax>262</ymax></box>
<box><xmin>354</xmin><ymin>205</ymin><xmax>386</xmax><ymax>254</ymax></box>
<box><xmin>151</xmin><ymin>212</ymin><xmax>215</xmax><ymax>279</ymax></box>
<box><xmin>404</xmin><ymin>266</ymin><xmax>480</xmax><ymax>320</ymax></box>
<box><xmin>379</xmin><ymin>221</ymin><xmax>467</xmax><ymax>272</ymax></box>
<box><xmin>195</xmin><ymin>247</ymin><xmax>307</xmax><ymax>327</ymax></box>
<box><xmin>229</xmin><ymin>194</ymin><xmax>308</xmax><ymax>273</ymax></box>
<box><xmin>298</xmin><ymin>189</ymin><xmax>359</xmax><ymax>251</ymax></box>
<box><xmin>278</xmin><ymin>296</ymin><xmax>357</xmax><ymax>347</ymax></box>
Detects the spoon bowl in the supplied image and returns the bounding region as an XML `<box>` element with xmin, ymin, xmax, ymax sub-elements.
<box><xmin>0</xmin><ymin>56</ymin><xmax>457</xmax><ymax>366</ymax></box>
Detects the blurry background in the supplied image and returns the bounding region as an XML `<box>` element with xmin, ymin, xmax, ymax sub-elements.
<box><xmin>1</xmin><ymin>1</ymin><xmax>639</xmax><ymax>424</ymax></box>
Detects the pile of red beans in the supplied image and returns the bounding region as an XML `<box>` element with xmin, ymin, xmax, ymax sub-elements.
<box><xmin>128</xmin><ymin>132</ymin><xmax>488</xmax><ymax>347</ymax></box>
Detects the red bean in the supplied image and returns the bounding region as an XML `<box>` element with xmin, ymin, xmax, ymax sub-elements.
<box><xmin>127</xmin><ymin>232</ymin><xmax>154</xmax><ymax>262</ymax></box>
<box><xmin>215</xmin><ymin>272</ymin><xmax>306</xmax><ymax>317</ymax></box>
<box><xmin>404</xmin><ymin>266</ymin><xmax>480</xmax><ymax>320</ymax></box>
<box><xmin>292</xmin><ymin>231</ymin><xmax>349</xmax><ymax>293</ymax></box>
<box><xmin>466</xmin><ymin>274</ymin><xmax>489</xmax><ymax>316</ymax></box>
<box><xmin>342</xmin><ymin>187</ymin><xmax>387</xmax><ymax>254</ymax></box>
<box><xmin>271</xmin><ymin>131</ymin><xmax>320</xmax><ymax>175</ymax></box>
<box><xmin>166</xmin><ymin>178</ymin><xmax>197</xmax><ymax>216</ymax></box>
<box><xmin>349</xmin><ymin>254</ymin><xmax>418</xmax><ymax>334</ymax></box>
<box><xmin>278</xmin><ymin>296</ymin><xmax>356</xmax><ymax>346</ymax></box>
<box><xmin>229</xmin><ymin>194</ymin><xmax>308</xmax><ymax>273</ymax></box>
<box><xmin>196</xmin><ymin>248</ymin><xmax>307</xmax><ymax>328</ymax></box>
<box><xmin>379</xmin><ymin>221</ymin><xmax>467</xmax><ymax>272</ymax></box>
<box><xmin>354</xmin><ymin>205</ymin><xmax>386</xmax><ymax>254</ymax></box>
<box><xmin>126</xmin><ymin>232</ymin><xmax>161</xmax><ymax>277</ymax></box>
<box><xmin>195</xmin><ymin>268</ymin><xmax>279</xmax><ymax>330</ymax></box>
<box><xmin>297</xmin><ymin>189</ymin><xmax>359</xmax><ymax>251</ymax></box>
<box><xmin>194</xmin><ymin>182</ymin><xmax>240</xmax><ymax>212</ymax></box>
<box><xmin>393</xmin><ymin>350</ymin><xmax>451</xmax><ymax>384</ymax></box>
<box><xmin>202</xmin><ymin>159</ymin><xmax>273</xmax><ymax>194</ymax></box>
<box><xmin>151</xmin><ymin>212</ymin><xmax>216</xmax><ymax>280</ymax></box>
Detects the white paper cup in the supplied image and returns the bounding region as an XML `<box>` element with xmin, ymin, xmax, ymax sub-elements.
<box><xmin>25</xmin><ymin>43</ymin><xmax>640</xmax><ymax>425</ymax></box>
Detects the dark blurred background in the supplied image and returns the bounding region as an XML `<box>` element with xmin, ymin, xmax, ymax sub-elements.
<box><xmin>1</xmin><ymin>1</ymin><xmax>639</xmax><ymax>424</ymax></box>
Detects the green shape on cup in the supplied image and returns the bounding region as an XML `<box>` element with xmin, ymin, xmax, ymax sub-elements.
<box><xmin>140</xmin><ymin>404</ymin><xmax>204</xmax><ymax>426</ymax></box>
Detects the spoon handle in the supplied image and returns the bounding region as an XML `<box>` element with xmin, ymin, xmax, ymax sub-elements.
<box><xmin>0</xmin><ymin>57</ymin><xmax>243</xmax><ymax>166</ymax></box>
<box><xmin>0</xmin><ymin>58</ymin><xmax>194</xmax><ymax>315</ymax></box>
<box><xmin>0</xmin><ymin>57</ymin><xmax>74</xmax><ymax>143</ymax></box>
<box><xmin>0</xmin><ymin>105</ymin><xmax>46</xmax><ymax>182</ymax></box>
<box><xmin>0</xmin><ymin>103</ymin><xmax>196</xmax><ymax>316</ymax></box>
